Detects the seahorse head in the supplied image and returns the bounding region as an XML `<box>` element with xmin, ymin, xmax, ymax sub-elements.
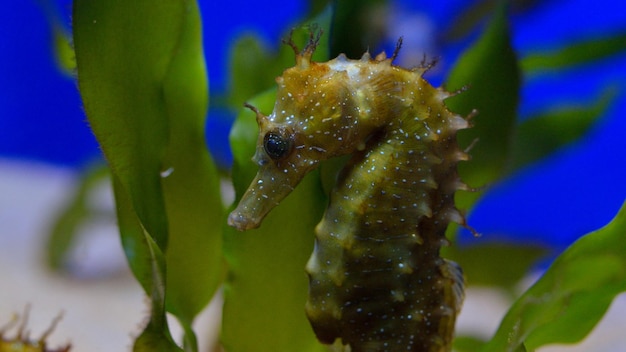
<box><xmin>228</xmin><ymin>33</ymin><xmax>382</xmax><ymax>231</ymax></box>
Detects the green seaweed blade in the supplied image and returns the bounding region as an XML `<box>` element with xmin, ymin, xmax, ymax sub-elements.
<box><xmin>509</xmin><ymin>87</ymin><xmax>617</xmax><ymax>171</ymax></box>
<box><xmin>160</xmin><ymin>0</ymin><xmax>224</xmax><ymax>337</ymax></box>
<box><xmin>482</xmin><ymin>200</ymin><xmax>626</xmax><ymax>352</ymax></box>
<box><xmin>113</xmin><ymin>175</ymin><xmax>182</xmax><ymax>351</ymax></box>
<box><xmin>223</xmin><ymin>92</ymin><xmax>328</xmax><ymax>352</ymax></box>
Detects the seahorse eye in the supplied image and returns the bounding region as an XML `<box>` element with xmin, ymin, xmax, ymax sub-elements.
<box><xmin>263</xmin><ymin>131</ymin><xmax>292</xmax><ymax>160</ymax></box>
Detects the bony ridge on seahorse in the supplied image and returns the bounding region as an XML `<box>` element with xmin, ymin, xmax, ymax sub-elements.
<box><xmin>228</xmin><ymin>29</ymin><xmax>474</xmax><ymax>352</ymax></box>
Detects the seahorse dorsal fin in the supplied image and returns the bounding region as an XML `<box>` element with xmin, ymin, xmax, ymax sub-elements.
<box><xmin>442</xmin><ymin>259</ymin><xmax>466</xmax><ymax>311</ymax></box>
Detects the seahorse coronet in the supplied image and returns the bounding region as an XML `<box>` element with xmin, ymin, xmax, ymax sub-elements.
<box><xmin>229</xmin><ymin>31</ymin><xmax>472</xmax><ymax>352</ymax></box>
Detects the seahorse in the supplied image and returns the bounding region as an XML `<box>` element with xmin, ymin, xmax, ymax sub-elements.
<box><xmin>228</xmin><ymin>31</ymin><xmax>471</xmax><ymax>352</ymax></box>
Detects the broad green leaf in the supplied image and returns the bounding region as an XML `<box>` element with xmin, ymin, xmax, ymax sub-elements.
<box><xmin>227</xmin><ymin>36</ymin><xmax>284</xmax><ymax>108</ymax></box>
<box><xmin>46</xmin><ymin>164</ymin><xmax>110</xmax><ymax>271</ymax></box>
<box><xmin>508</xmin><ymin>87</ymin><xmax>617</xmax><ymax>171</ymax></box>
<box><xmin>445</xmin><ymin>2</ymin><xmax>520</xmax><ymax>211</ymax></box>
<box><xmin>442</xmin><ymin>0</ymin><xmax>543</xmax><ymax>43</ymax></box>
<box><xmin>74</xmin><ymin>0</ymin><xmax>174</xmax><ymax>249</ymax></box>
<box><xmin>222</xmin><ymin>10</ymin><xmax>332</xmax><ymax>351</ymax></box>
<box><xmin>74</xmin><ymin>1</ymin><xmax>222</xmax><ymax>350</ymax></box>
<box><xmin>482</xmin><ymin>200</ymin><xmax>626</xmax><ymax>352</ymax></box>
<box><xmin>53</xmin><ymin>25</ymin><xmax>76</xmax><ymax>74</ymax></box>
<box><xmin>222</xmin><ymin>8</ymin><xmax>332</xmax><ymax>110</ymax></box>
<box><xmin>113</xmin><ymin>176</ymin><xmax>182</xmax><ymax>352</ymax></box>
<box><xmin>447</xmin><ymin>243</ymin><xmax>548</xmax><ymax>291</ymax></box>
<box><xmin>521</xmin><ymin>31</ymin><xmax>626</xmax><ymax>74</ymax></box>
<box><xmin>453</xmin><ymin>335</ymin><xmax>488</xmax><ymax>352</ymax></box>
<box><xmin>160</xmin><ymin>0</ymin><xmax>223</xmax><ymax>332</ymax></box>
<box><xmin>35</xmin><ymin>0</ymin><xmax>76</xmax><ymax>74</ymax></box>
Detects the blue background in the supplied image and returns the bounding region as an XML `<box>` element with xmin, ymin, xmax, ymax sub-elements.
<box><xmin>1</xmin><ymin>0</ymin><xmax>625</xmax><ymax>254</ymax></box>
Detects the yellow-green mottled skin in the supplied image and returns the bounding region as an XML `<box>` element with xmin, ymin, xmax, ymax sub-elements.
<box><xmin>229</xmin><ymin>34</ymin><xmax>469</xmax><ymax>352</ymax></box>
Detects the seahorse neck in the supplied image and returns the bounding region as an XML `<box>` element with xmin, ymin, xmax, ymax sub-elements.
<box><xmin>327</xmin><ymin>107</ymin><xmax>459</xmax><ymax>244</ymax></box>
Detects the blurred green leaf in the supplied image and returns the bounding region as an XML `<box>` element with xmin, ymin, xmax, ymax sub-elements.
<box><xmin>227</xmin><ymin>36</ymin><xmax>282</xmax><ymax>107</ymax></box>
<box><xmin>482</xmin><ymin>200</ymin><xmax>626</xmax><ymax>352</ymax></box>
<box><xmin>74</xmin><ymin>1</ymin><xmax>222</xmax><ymax>350</ymax></box>
<box><xmin>75</xmin><ymin>0</ymin><xmax>173</xmax><ymax>249</ymax></box>
<box><xmin>113</xmin><ymin>175</ymin><xmax>182</xmax><ymax>352</ymax></box>
<box><xmin>222</xmin><ymin>9</ymin><xmax>333</xmax><ymax>351</ymax></box>
<box><xmin>447</xmin><ymin>243</ymin><xmax>548</xmax><ymax>291</ymax></box>
<box><xmin>309</xmin><ymin>0</ymin><xmax>330</xmax><ymax>14</ymax></box>
<box><xmin>521</xmin><ymin>31</ymin><xmax>626</xmax><ymax>74</ymax></box>
<box><xmin>159</xmin><ymin>0</ymin><xmax>223</xmax><ymax>332</ymax></box>
<box><xmin>509</xmin><ymin>87</ymin><xmax>617</xmax><ymax>171</ymax></box>
<box><xmin>46</xmin><ymin>164</ymin><xmax>110</xmax><ymax>271</ymax></box>
<box><xmin>445</xmin><ymin>2</ymin><xmax>520</xmax><ymax>211</ymax></box>
<box><xmin>443</xmin><ymin>0</ymin><xmax>544</xmax><ymax>43</ymax></box>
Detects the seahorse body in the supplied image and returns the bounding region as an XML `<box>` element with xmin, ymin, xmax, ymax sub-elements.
<box><xmin>228</xmin><ymin>34</ymin><xmax>470</xmax><ymax>352</ymax></box>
